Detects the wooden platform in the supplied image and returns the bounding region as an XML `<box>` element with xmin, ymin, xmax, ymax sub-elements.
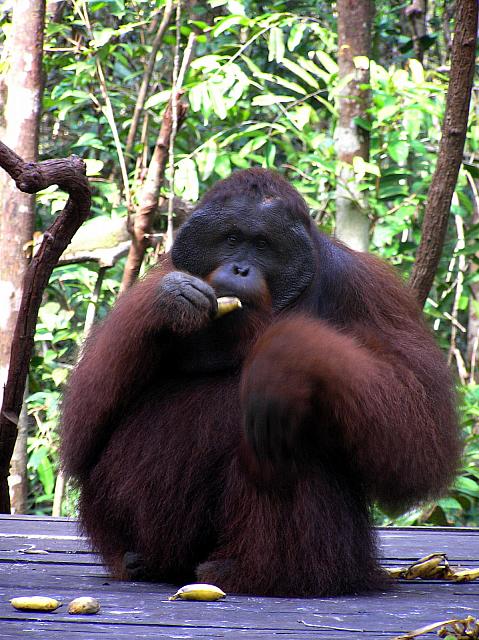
<box><xmin>0</xmin><ymin>515</ymin><xmax>478</xmax><ymax>639</ymax></box>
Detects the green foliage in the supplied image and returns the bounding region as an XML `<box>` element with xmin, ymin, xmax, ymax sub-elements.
<box><xmin>1</xmin><ymin>0</ymin><xmax>478</xmax><ymax>522</ymax></box>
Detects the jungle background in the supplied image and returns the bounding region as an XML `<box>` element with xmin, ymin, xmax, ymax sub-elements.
<box><xmin>0</xmin><ymin>0</ymin><xmax>478</xmax><ymax>526</ymax></box>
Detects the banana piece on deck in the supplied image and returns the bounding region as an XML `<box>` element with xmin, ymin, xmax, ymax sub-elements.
<box><xmin>10</xmin><ymin>596</ymin><xmax>61</xmax><ymax>612</ymax></box>
<box><xmin>68</xmin><ymin>596</ymin><xmax>101</xmax><ymax>614</ymax></box>
<box><xmin>168</xmin><ymin>583</ymin><xmax>226</xmax><ymax>601</ymax></box>
<box><xmin>450</xmin><ymin>567</ymin><xmax>479</xmax><ymax>583</ymax></box>
<box><xmin>216</xmin><ymin>297</ymin><xmax>242</xmax><ymax>318</ymax></box>
<box><xmin>384</xmin><ymin>567</ymin><xmax>406</xmax><ymax>579</ymax></box>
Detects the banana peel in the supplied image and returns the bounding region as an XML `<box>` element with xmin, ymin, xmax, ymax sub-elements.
<box><xmin>387</xmin><ymin>552</ymin><xmax>479</xmax><ymax>583</ymax></box>
<box><xmin>450</xmin><ymin>567</ymin><xmax>479</xmax><ymax>583</ymax></box>
<box><xmin>404</xmin><ymin>552</ymin><xmax>447</xmax><ymax>580</ymax></box>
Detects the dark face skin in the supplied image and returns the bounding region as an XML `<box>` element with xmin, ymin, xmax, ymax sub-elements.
<box><xmin>172</xmin><ymin>195</ymin><xmax>316</xmax><ymax>312</ymax></box>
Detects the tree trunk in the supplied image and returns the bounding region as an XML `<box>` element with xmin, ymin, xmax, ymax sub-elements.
<box><xmin>0</xmin><ymin>145</ymin><xmax>91</xmax><ymax>514</ymax></box>
<box><xmin>334</xmin><ymin>0</ymin><xmax>375</xmax><ymax>252</ymax></box>
<box><xmin>120</xmin><ymin>98</ymin><xmax>187</xmax><ymax>292</ymax></box>
<box><xmin>0</xmin><ymin>0</ymin><xmax>46</xmax><ymax>513</ymax></box>
<box><xmin>405</xmin><ymin>0</ymin><xmax>428</xmax><ymax>62</ymax></box>
<box><xmin>409</xmin><ymin>0</ymin><xmax>478</xmax><ymax>307</ymax></box>
<box><xmin>466</xmin><ymin>178</ymin><xmax>479</xmax><ymax>381</ymax></box>
<box><xmin>8</xmin><ymin>388</ymin><xmax>30</xmax><ymax>513</ymax></box>
<box><xmin>124</xmin><ymin>0</ymin><xmax>174</xmax><ymax>161</ymax></box>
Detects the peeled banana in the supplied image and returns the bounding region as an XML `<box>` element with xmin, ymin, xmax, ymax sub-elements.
<box><xmin>216</xmin><ymin>297</ymin><xmax>242</xmax><ymax>318</ymax></box>
<box><xmin>10</xmin><ymin>596</ymin><xmax>61</xmax><ymax>612</ymax></box>
<box><xmin>168</xmin><ymin>583</ymin><xmax>226</xmax><ymax>601</ymax></box>
<box><xmin>68</xmin><ymin>597</ymin><xmax>100</xmax><ymax>614</ymax></box>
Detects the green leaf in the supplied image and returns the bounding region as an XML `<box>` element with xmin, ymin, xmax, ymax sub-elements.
<box><xmin>270</xmin><ymin>74</ymin><xmax>307</xmax><ymax>95</ymax></box>
<box><xmin>174</xmin><ymin>158</ymin><xmax>199</xmax><ymax>201</ymax></box>
<box><xmin>352</xmin><ymin>156</ymin><xmax>380</xmax><ymax>177</ymax></box>
<box><xmin>354</xmin><ymin>117</ymin><xmax>371</xmax><ymax>132</ymax></box>
<box><xmin>84</xmin><ymin>159</ymin><xmax>104</xmax><ymax>176</ymax></box>
<box><xmin>90</xmin><ymin>28</ymin><xmax>116</xmax><ymax>48</ymax></box>
<box><xmin>252</xmin><ymin>94</ymin><xmax>295</xmax><ymax>106</ymax></box>
<box><xmin>287</xmin><ymin>22</ymin><xmax>306</xmax><ymax>51</ymax></box>
<box><xmin>264</xmin><ymin>142</ymin><xmax>277</xmax><ymax>168</ymax></box>
<box><xmin>315</xmin><ymin>50</ymin><xmax>338</xmax><ymax>74</ymax></box>
<box><xmin>454</xmin><ymin>476</ymin><xmax>479</xmax><ymax>498</ymax></box>
<box><xmin>268</xmin><ymin>26</ymin><xmax>285</xmax><ymax>63</ymax></box>
<box><xmin>463</xmin><ymin>162</ymin><xmax>479</xmax><ymax>179</ymax></box>
<box><xmin>437</xmin><ymin>497</ymin><xmax>463</xmax><ymax>510</ymax></box>
<box><xmin>408</xmin><ymin>58</ymin><xmax>425</xmax><ymax>84</ymax></box>
<box><xmin>403</xmin><ymin>109</ymin><xmax>423</xmax><ymax>139</ymax></box>
<box><xmin>214</xmin><ymin>154</ymin><xmax>231</xmax><ymax>178</ymax></box>
<box><xmin>196</xmin><ymin>140</ymin><xmax>217</xmax><ymax>180</ymax></box>
<box><xmin>209</xmin><ymin>84</ymin><xmax>228</xmax><ymax>119</ymax></box>
<box><xmin>388</xmin><ymin>141</ymin><xmax>410</xmax><ymax>165</ymax></box>
<box><xmin>52</xmin><ymin>368</ymin><xmax>69</xmax><ymax>387</ymax></box>
<box><xmin>281</xmin><ymin>58</ymin><xmax>319</xmax><ymax>89</ymax></box>
<box><xmin>190</xmin><ymin>55</ymin><xmax>226</xmax><ymax>71</ymax></box>
<box><xmin>377</xmin><ymin>104</ymin><xmax>400</xmax><ymax>122</ymax></box>
<box><xmin>144</xmin><ymin>90</ymin><xmax>171</xmax><ymax>110</ymax></box>
<box><xmin>291</xmin><ymin>104</ymin><xmax>313</xmax><ymax>130</ymax></box>
<box><xmin>37</xmin><ymin>455</ymin><xmax>54</xmax><ymax>497</ymax></box>
<box><xmin>239</xmin><ymin>135</ymin><xmax>268</xmax><ymax>158</ymax></box>
<box><xmin>212</xmin><ymin>15</ymin><xmax>247</xmax><ymax>37</ymax></box>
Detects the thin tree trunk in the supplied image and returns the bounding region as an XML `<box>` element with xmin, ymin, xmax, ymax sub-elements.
<box><xmin>8</xmin><ymin>387</ymin><xmax>30</xmax><ymax>513</ymax></box>
<box><xmin>409</xmin><ymin>0</ymin><xmax>478</xmax><ymax>307</ymax></box>
<box><xmin>334</xmin><ymin>0</ymin><xmax>375</xmax><ymax>252</ymax></box>
<box><xmin>405</xmin><ymin>0</ymin><xmax>428</xmax><ymax>62</ymax></box>
<box><xmin>46</xmin><ymin>0</ymin><xmax>66</xmax><ymax>22</ymax></box>
<box><xmin>0</xmin><ymin>144</ymin><xmax>91</xmax><ymax>514</ymax></box>
<box><xmin>466</xmin><ymin>176</ymin><xmax>479</xmax><ymax>381</ymax></box>
<box><xmin>124</xmin><ymin>0</ymin><xmax>175</xmax><ymax>161</ymax></box>
<box><xmin>0</xmin><ymin>0</ymin><xmax>46</xmax><ymax>513</ymax></box>
<box><xmin>120</xmin><ymin>97</ymin><xmax>187</xmax><ymax>292</ymax></box>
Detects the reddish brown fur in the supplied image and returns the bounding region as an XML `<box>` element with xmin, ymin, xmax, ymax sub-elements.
<box><xmin>61</xmin><ymin>169</ymin><xmax>460</xmax><ymax>597</ymax></box>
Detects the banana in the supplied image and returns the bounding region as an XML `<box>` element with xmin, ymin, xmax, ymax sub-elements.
<box><xmin>68</xmin><ymin>597</ymin><xmax>101</xmax><ymax>614</ymax></box>
<box><xmin>384</xmin><ymin>567</ymin><xmax>405</xmax><ymax>578</ymax></box>
<box><xmin>216</xmin><ymin>297</ymin><xmax>242</xmax><ymax>318</ymax></box>
<box><xmin>450</xmin><ymin>568</ymin><xmax>479</xmax><ymax>583</ymax></box>
<box><xmin>404</xmin><ymin>553</ymin><xmax>446</xmax><ymax>580</ymax></box>
<box><xmin>10</xmin><ymin>596</ymin><xmax>61</xmax><ymax>612</ymax></box>
<box><xmin>168</xmin><ymin>583</ymin><xmax>226</xmax><ymax>601</ymax></box>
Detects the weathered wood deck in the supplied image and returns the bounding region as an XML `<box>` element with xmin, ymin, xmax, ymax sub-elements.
<box><xmin>0</xmin><ymin>515</ymin><xmax>477</xmax><ymax>639</ymax></box>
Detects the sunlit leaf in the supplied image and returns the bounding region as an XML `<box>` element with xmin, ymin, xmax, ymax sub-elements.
<box><xmin>268</xmin><ymin>26</ymin><xmax>285</xmax><ymax>63</ymax></box>
<box><xmin>252</xmin><ymin>94</ymin><xmax>295</xmax><ymax>106</ymax></box>
<box><xmin>287</xmin><ymin>22</ymin><xmax>306</xmax><ymax>51</ymax></box>
<box><xmin>315</xmin><ymin>50</ymin><xmax>338</xmax><ymax>74</ymax></box>
<box><xmin>281</xmin><ymin>58</ymin><xmax>319</xmax><ymax>89</ymax></box>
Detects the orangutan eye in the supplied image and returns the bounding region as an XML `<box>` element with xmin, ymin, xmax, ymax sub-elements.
<box><xmin>227</xmin><ymin>235</ymin><xmax>239</xmax><ymax>247</ymax></box>
<box><xmin>256</xmin><ymin>238</ymin><xmax>268</xmax><ymax>249</ymax></box>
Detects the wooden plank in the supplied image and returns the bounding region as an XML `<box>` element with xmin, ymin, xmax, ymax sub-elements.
<box><xmin>1</xmin><ymin>574</ymin><xmax>478</xmax><ymax>628</ymax></box>
<box><xmin>0</xmin><ymin>517</ymin><xmax>81</xmax><ymax>538</ymax></box>
<box><xmin>0</xmin><ymin>517</ymin><xmax>478</xmax><ymax>640</ymax></box>
<box><xmin>1</xmin><ymin>517</ymin><xmax>478</xmax><ymax>560</ymax></box>
<box><xmin>0</xmin><ymin>620</ymin><xmax>380</xmax><ymax>640</ymax></box>
<box><xmin>0</xmin><ymin>538</ymin><xmax>91</xmax><ymax>554</ymax></box>
<box><xmin>0</xmin><ymin>550</ymin><xmax>101</xmax><ymax>565</ymax></box>
<box><xmin>379</xmin><ymin>528</ymin><xmax>479</xmax><ymax>562</ymax></box>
